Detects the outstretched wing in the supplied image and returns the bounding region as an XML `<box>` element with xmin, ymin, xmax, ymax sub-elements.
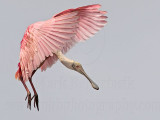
<box><xmin>17</xmin><ymin>4</ymin><xmax>107</xmax><ymax>82</ymax></box>
<box><xmin>54</xmin><ymin>4</ymin><xmax>107</xmax><ymax>42</ymax></box>
<box><xmin>41</xmin><ymin>4</ymin><xmax>107</xmax><ymax>71</ymax></box>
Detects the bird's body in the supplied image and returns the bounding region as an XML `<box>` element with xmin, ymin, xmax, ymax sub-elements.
<box><xmin>15</xmin><ymin>4</ymin><xmax>107</xmax><ymax>111</ymax></box>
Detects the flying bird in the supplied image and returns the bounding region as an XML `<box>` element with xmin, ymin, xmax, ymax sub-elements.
<box><xmin>15</xmin><ymin>4</ymin><xmax>107</xmax><ymax>111</ymax></box>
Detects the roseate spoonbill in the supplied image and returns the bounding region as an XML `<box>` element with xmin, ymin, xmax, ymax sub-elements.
<box><xmin>15</xmin><ymin>4</ymin><xmax>107</xmax><ymax>111</ymax></box>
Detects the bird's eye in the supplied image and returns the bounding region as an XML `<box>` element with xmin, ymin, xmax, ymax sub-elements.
<box><xmin>76</xmin><ymin>65</ymin><xmax>79</xmax><ymax>68</ymax></box>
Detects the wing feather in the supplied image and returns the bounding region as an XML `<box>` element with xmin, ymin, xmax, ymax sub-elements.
<box><xmin>37</xmin><ymin>42</ymin><xmax>46</xmax><ymax>61</ymax></box>
<box><xmin>18</xmin><ymin>4</ymin><xmax>107</xmax><ymax>82</ymax></box>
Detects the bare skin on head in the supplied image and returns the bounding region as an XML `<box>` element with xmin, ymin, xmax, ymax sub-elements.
<box><xmin>56</xmin><ymin>51</ymin><xmax>99</xmax><ymax>90</ymax></box>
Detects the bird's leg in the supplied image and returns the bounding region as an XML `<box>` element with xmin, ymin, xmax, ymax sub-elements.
<box><xmin>21</xmin><ymin>79</ymin><xmax>31</xmax><ymax>110</ymax></box>
<box><xmin>29</xmin><ymin>78</ymin><xmax>39</xmax><ymax>111</ymax></box>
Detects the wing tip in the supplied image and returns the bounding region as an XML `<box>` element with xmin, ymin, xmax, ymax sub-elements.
<box><xmin>100</xmin><ymin>11</ymin><xmax>107</xmax><ymax>14</ymax></box>
<box><xmin>77</xmin><ymin>4</ymin><xmax>101</xmax><ymax>10</ymax></box>
<box><xmin>53</xmin><ymin>4</ymin><xmax>105</xmax><ymax>18</ymax></box>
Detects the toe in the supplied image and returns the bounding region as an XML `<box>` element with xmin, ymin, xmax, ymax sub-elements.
<box><xmin>34</xmin><ymin>94</ymin><xmax>39</xmax><ymax>111</ymax></box>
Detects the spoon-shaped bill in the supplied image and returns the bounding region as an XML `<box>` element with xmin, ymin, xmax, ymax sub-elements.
<box><xmin>80</xmin><ymin>69</ymin><xmax>99</xmax><ymax>90</ymax></box>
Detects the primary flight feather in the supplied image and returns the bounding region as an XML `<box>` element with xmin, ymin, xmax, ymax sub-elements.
<box><xmin>15</xmin><ymin>4</ymin><xmax>107</xmax><ymax>111</ymax></box>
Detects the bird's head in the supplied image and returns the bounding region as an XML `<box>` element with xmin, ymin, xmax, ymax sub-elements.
<box><xmin>72</xmin><ymin>62</ymin><xmax>99</xmax><ymax>90</ymax></box>
<box><xmin>72</xmin><ymin>62</ymin><xmax>83</xmax><ymax>73</ymax></box>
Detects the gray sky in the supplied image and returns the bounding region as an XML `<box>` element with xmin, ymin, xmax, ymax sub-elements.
<box><xmin>1</xmin><ymin>0</ymin><xmax>160</xmax><ymax>120</ymax></box>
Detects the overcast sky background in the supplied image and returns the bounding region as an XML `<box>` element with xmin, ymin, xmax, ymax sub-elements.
<box><xmin>0</xmin><ymin>0</ymin><xmax>160</xmax><ymax>120</ymax></box>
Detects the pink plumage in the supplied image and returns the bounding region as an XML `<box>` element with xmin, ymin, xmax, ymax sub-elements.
<box><xmin>15</xmin><ymin>4</ymin><xmax>107</xmax><ymax>82</ymax></box>
<box><xmin>15</xmin><ymin>4</ymin><xmax>107</xmax><ymax>111</ymax></box>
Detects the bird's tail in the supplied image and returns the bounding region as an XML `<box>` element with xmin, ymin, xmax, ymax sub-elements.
<box><xmin>15</xmin><ymin>62</ymin><xmax>22</xmax><ymax>80</ymax></box>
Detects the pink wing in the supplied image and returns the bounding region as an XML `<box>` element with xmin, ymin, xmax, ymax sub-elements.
<box><xmin>42</xmin><ymin>4</ymin><xmax>107</xmax><ymax>71</ymax></box>
<box><xmin>16</xmin><ymin>4</ymin><xmax>107</xmax><ymax>82</ymax></box>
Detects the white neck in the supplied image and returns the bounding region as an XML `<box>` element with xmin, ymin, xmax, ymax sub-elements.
<box><xmin>56</xmin><ymin>51</ymin><xmax>74</xmax><ymax>70</ymax></box>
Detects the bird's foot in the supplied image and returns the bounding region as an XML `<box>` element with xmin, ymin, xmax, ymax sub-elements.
<box><xmin>25</xmin><ymin>92</ymin><xmax>31</xmax><ymax>110</ymax></box>
<box><xmin>31</xmin><ymin>94</ymin><xmax>39</xmax><ymax>111</ymax></box>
